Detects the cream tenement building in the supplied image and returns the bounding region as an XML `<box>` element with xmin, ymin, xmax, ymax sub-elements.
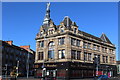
<box><xmin>34</xmin><ymin>3</ymin><xmax>117</xmax><ymax>79</ymax></box>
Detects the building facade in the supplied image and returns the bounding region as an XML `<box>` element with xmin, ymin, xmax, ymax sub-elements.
<box><xmin>1</xmin><ymin>40</ymin><xmax>35</xmax><ymax>77</ymax></box>
<box><xmin>35</xmin><ymin>3</ymin><xmax>117</xmax><ymax>79</ymax></box>
<box><xmin>116</xmin><ymin>61</ymin><xmax>120</xmax><ymax>75</ymax></box>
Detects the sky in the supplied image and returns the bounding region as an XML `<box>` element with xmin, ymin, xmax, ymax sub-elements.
<box><xmin>2</xmin><ymin>2</ymin><xmax>119</xmax><ymax>60</ymax></box>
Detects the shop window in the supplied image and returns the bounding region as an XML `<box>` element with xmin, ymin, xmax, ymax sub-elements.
<box><xmin>57</xmin><ymin>69</ymin><xmax>66</xmax><ymax>77</ymax></box>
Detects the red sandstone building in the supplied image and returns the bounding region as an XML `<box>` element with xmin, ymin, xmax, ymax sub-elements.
<box><xmin>1</xmin><ymin>40</ymin><xmax>35</xmax><ymax>77</ymax></box>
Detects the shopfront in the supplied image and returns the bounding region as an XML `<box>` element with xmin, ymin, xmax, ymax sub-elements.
<box><xmin>34</xmin><ymin>62</ymin><xmax>117</xmax><ymax>79</ymax></box>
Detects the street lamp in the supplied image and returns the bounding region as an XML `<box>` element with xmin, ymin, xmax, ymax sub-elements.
<box><xmin>27</xmin><ymin>52</ymin><xmax>29</xmax><ymax>78</ymax></box>
<box><xmin>5</xmin><ymin>64</ymin><xmax>8</xmax><ymax>78</ymax></box>
<box><xmin>93</xmin><ymin>55</ymin><xmax>100</xmax><ymax>80</ymax></box>
<box><xmin>66</xmin><ymin>68</ymin><xmax>69</xmax><ymax>80</ymax></box>
<box><xmin>42</xmin><ymin>60</ymin><xmax>46</xmax><ymax>80</ymax></box>
<box><xmin>93</xmin><ymin>56</ymin><xmax>100</xmax><ymax>76</ymax></box>
<box><xmin>55</xmin><ymin>69</ymin><xmax>57</xmax><ymax>78</ymax></box>
<box><xmin>16</xmin><ymin>61</ymin><xmax>19</xmax><ymax>78</ymax></box>
<box><xmin>106</xmin><ymin>66</ymin><xmax>109</xmax><ymax>76</ymax></box>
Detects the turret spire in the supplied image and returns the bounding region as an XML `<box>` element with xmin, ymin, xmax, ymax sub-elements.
<box><xmin>43</xmin><ymin>2</ymin><xmax>51</xmax><ymax>25</ymax></box>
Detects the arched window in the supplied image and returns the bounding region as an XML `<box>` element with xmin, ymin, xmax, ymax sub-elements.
<box><xmin>48</xmin><ymin>41</ymin><xmax>55</xmax><ymax>59</ymax></box>
<box><xmin>48</xmin><ymin>41</ymin><xmax>54</xmax><ymax>47</ymax></box>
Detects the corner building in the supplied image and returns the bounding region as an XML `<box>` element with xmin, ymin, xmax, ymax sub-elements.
<box><xmin>35</xmin><ymin>3</ymin><xmax>117</xmax><ymax>79</ymax></box>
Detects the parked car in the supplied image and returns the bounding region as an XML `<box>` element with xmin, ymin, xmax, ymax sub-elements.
<box><xmin>98</xmin><ymin>75</ymin><xmax>108</xmax><ymax>80</ymax></box>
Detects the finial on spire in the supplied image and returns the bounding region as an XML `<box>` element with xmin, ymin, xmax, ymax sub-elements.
<box><xmin>43</xmin><ymin>2</ymin><xmax>51</xmax><ymax>25</ymax></box>
<box><xmin>46</xmin><ymin>2</ymin><xmax>50</xmax><ymax>11</ymax></box>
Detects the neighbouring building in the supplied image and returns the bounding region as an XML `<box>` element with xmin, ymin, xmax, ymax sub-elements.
<box><xmin>34</xmin><ymin>3</ymin><xmax>117</xmax><ymax>79</ymax></box>
<box><xmin>116</xmin><ymin>61</ymin><xmax>120</xmax><ymax>75</ymax></box>
<box><xmin>1</xmin><ymin>40</ymin><xmax>35</xmax><ymax>77</ymax></box>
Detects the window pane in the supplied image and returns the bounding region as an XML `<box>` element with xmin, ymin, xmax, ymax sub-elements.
<box><xmin>83</xmin><ymin>42</ymin><xmax>87</xmax><ymax>48</ymax></box>
<box><xmin>71</xmin><ymin>38</ymin><xmax>76</xmax><ymax>46</ymax></box>
<box><xmin>77</xmin><ymin>40</ymin><xmax>80</xmax><ymax>47</ymax></box>
<box><xmin>58</xmin><ymin>50</ymin><xmax>65</xmax><ymax>59</ymax></box>
<box><xmin>88</xmin><ymin>43</ymin><xmax>91</xmax><ymax>49</ymax></box>
<box><xmin>48</xmin><ymin>50</ymin><xmax>54</xmax><ymax>59</ymax></box>
<box><xmin>58</xmin><ymin>37</ymin><xmax>65</xmax><ymax>45</ymax></box>
<box><xmin>71</xmin><ymin>50</ymin><xmax>76</xmax><ymax>59</ymax></box>
<box><xmin>77</xmin><ymin>51</ymin><xmax>81</xmax><ymax>60</ymax></box>
<box><xmin>88</xmin><ymin>53</ymin><xmax>91</xmax><ymax>61</ymax></box>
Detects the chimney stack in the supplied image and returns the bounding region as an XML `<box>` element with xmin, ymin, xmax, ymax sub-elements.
<box><xmin>5</xmin><ymin>41</ymin><xmax>13</xmax><ymax>45</ymax></box>
<box><xmin>20</xmin><ymin>45</ymin><xmax>30</xmax><ymax>51</ymax></box>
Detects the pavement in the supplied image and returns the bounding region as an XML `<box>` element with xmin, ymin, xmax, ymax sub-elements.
<box><xmin>2</xmin><ymin>77</ymin><xmax>120</xmax><ymax>80</ymax></box>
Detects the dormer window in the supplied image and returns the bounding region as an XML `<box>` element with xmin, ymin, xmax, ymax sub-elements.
<box><xmin>74</xmin><ymin>28</ymin><xmax>77</xmax><ymax>33</ymax></box>
<box><xmin>49</xmin><ymin>29</ymin><xmax>54</xmax><ymax>34</ymax></box>
<box><xmin>40</xmin><ymin>31</ymin><xmax>43</xmax><ymax>36</ymax></box>
<box><xmin>60</xmin><ymin>26</ymin><xmax>64</xmax><ymax>32</ymax></box>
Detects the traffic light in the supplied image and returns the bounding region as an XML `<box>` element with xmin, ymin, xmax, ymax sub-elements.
<box><xmin>93</xmin><ymin>57</ymin><xmax>100</xmax><ymax>66</ymax></box>
<box><xmin>93</xmin><ymin>57</ymin><xmax>97</xmax><ymax>64</ymax></box>
<box><xmin>98</xmin><ymin>57</ymin><xmax>100</xmax><ymax>65</ymax></box>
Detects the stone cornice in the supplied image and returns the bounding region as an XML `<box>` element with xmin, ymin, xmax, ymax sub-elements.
<box><xmin>35</xmin><ymin>31</ymin><xmax>115</xmax><ymax>49</ymax></box>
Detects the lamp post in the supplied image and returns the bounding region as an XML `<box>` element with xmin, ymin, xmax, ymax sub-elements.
<box><xmin>42</xmin><ymin>60</ymin><xmax>46</xmax><ymax>80</ymax></box>
<box><xmin>42</xmin><ymin>30</ymin><xmax>48</xmax><ymax>80</ymax></box>
<box><xmin>27</xmin><ymin>52</ymin><xmax>29</xmax><ymax>78</ymax></box>
<box><xmin>16</xmin><ymin>61</ymin><xmax>19</xmax><ymax>78</ymax></box>
<box><xmin>55</xmin><ymin>69</ymin><xmax>57</xmax><ymax>79</ymax></box>
<box><xmin>66</xmin><ymin>68</ymin><xmax>69</xmax><ymax>80</ymax></box>
<box><xmin>5</xmin><ymin>64</ymin><xmax>7</xmax><ymax>78</ymax></box>
<box><xmin>106</xmin><ymin>66</ymin><xmax>109</xmax><ymax>76</ymax></box>
<box><xmin>93</xmin><ymin>55</ymin><xmax>100</xmax><ymax>80</ymax></box>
